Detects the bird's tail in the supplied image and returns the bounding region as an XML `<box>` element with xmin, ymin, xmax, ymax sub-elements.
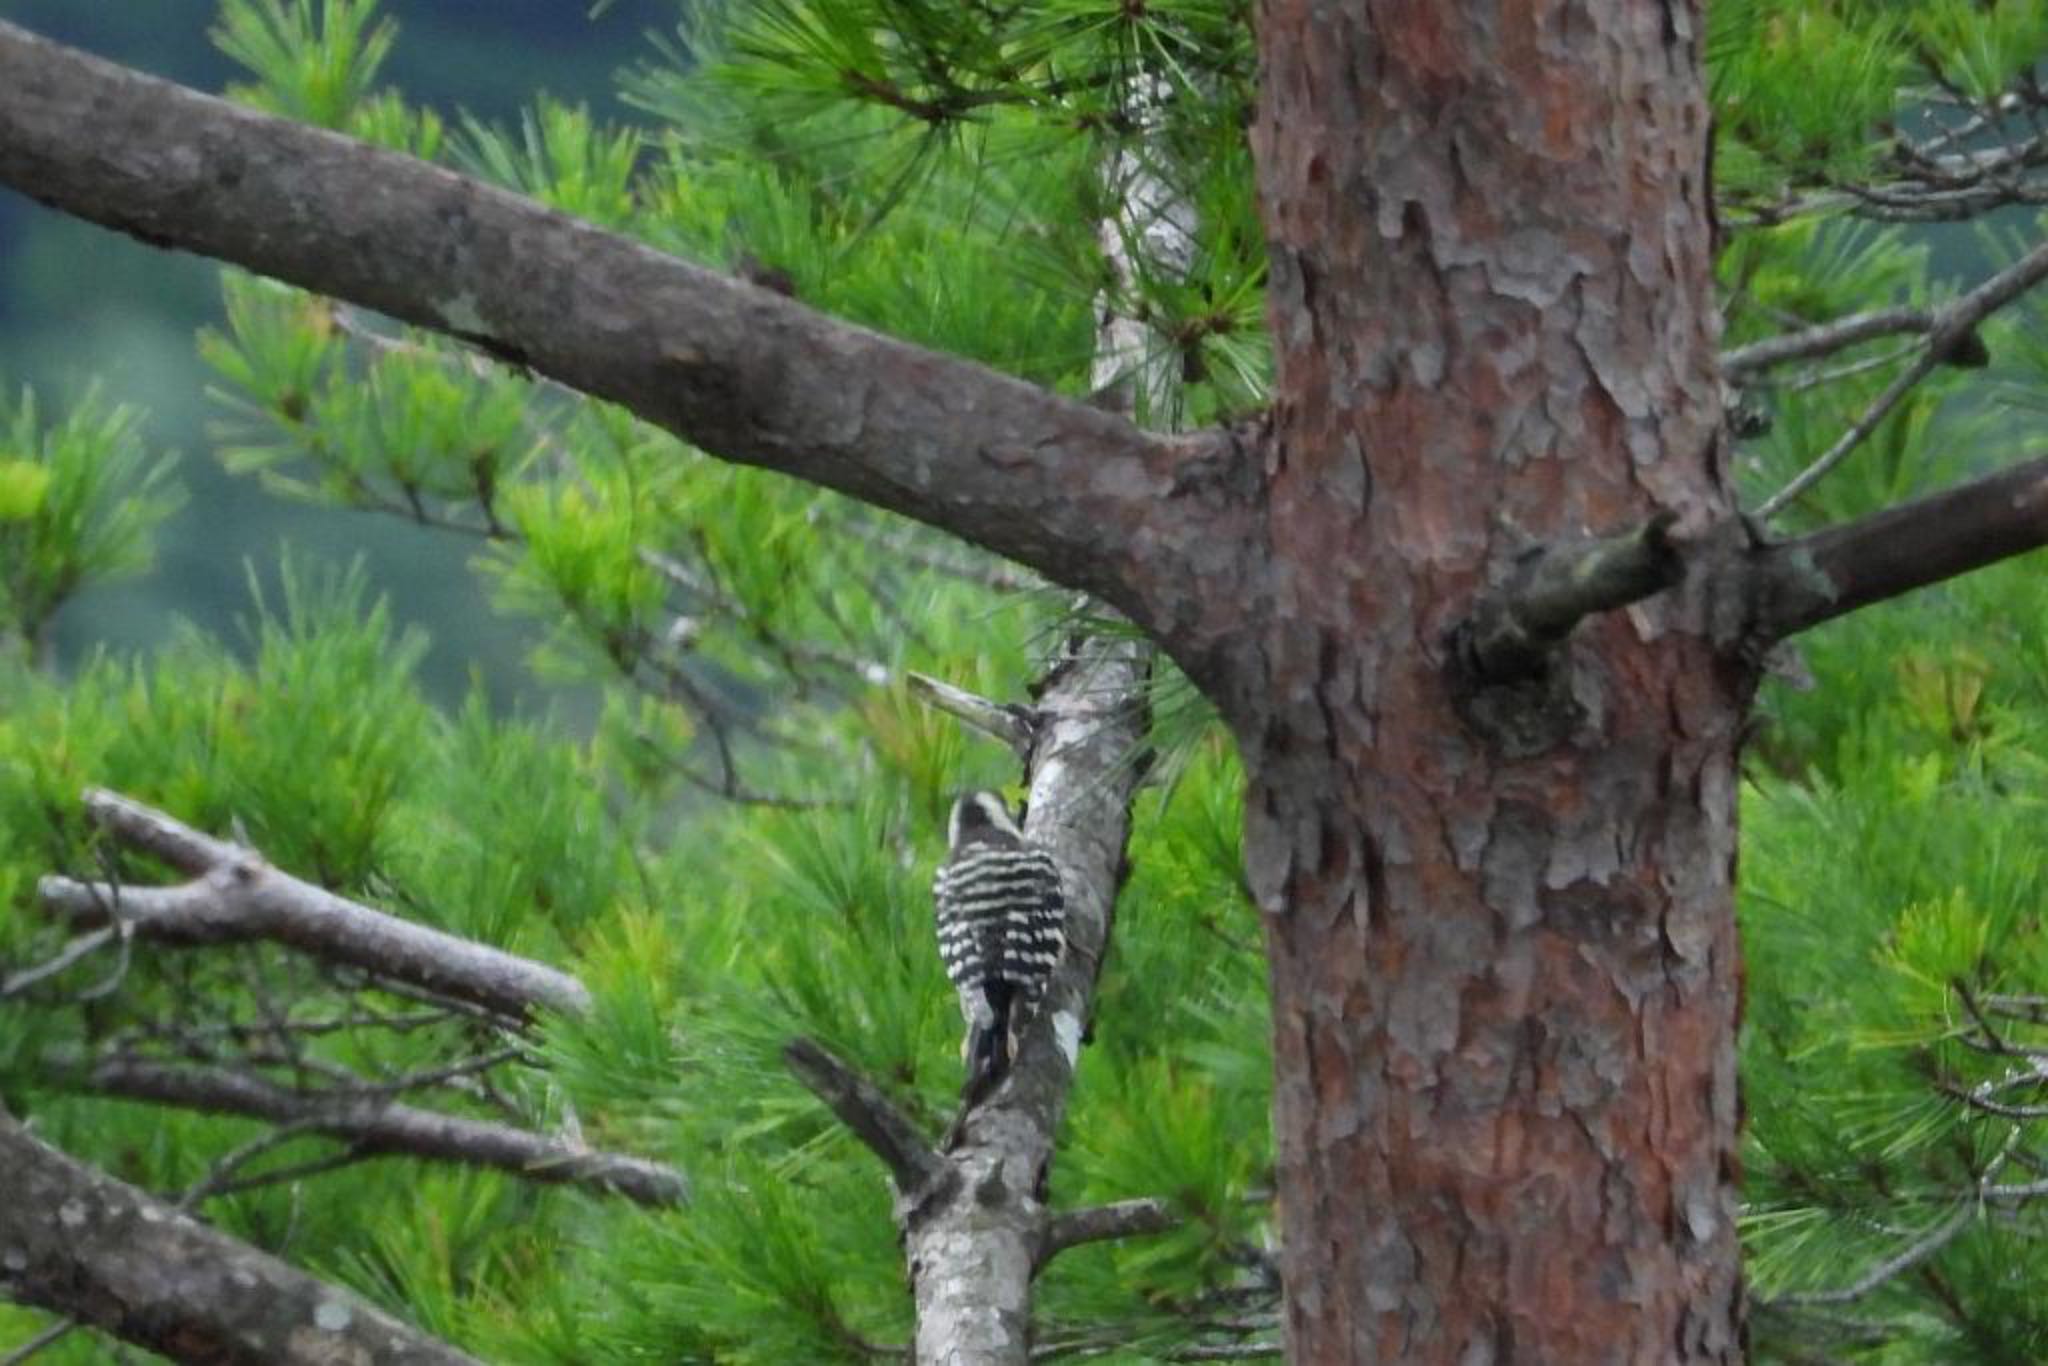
<box><xmin>963</xmin><ymin>981</ymin><xmax>1017</xmax><ymax>1105</ymax></box>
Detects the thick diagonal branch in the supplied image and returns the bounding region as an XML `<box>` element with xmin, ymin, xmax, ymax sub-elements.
<box><xmin>0</xmin><ymin>21</ymin><xmax>1242</xmax><ymax>636</ymax></box>
<box><xmin>83</xmin><ymin>1059</ymin><xmax>686</xmax><ymax>1207</ymax></box>
<box><xmin>37</xmin><ymin>788</ymin><xmax>588</xmax><ymax>1021</ymax></box>
<box><xmin>0</xmin><ymin>1107</ymin><xmax>480</xmax><ymax>1366</ymax></box>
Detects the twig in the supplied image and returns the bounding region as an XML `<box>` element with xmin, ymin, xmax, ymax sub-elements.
<box><xmin>189</xmin><ymin>1144</ymin><xmax>375</xmax><ymax>1200</ymax></box>
<box><xmin>1771</xmin><ymin>1202</ymin><xmax>1976</xmax><ymax>1306</ymax></box>
<box><xmin>176</xmin><ymin>1122</ymin><xmax>322</xmax><ymax>1208</ymax></box>
<box><xmin>332</xmin><ymin>302</ymin><xmax>578</xmax><ymax>402</ymax></box>
<box><xmin>1757</xmin><ymin>238</ymin><xmax>2048</xmax><ymax>518</ymax></box>
<box><xmin>81</xmin><ymin>1058</ymin><xmax>687</xmax><ymax>1207</ymax></box>
<box><xmin>1</xmin><ymin>925</ymin><xmax>119</xmax><ymax>998</ymax></box>
<box><xmin>906</xmin><ymin>671</ymin><xmax>1037</xmax><ymax>755</ymax></box>
<box><xmin>0</xmin><ymin>1319</ymin><xmax>75</xmax><ymax>1366</ymax></box>
<box><xmin>1754</xmin><ymin>352</ymin><xmax>1943</xmax><ymax>519</ymax></box>
<box><xmin>1976</xmin><ymin>1173</ymin><xmax>2048</xmax><ymax>1201</ymax></box>
<box><xmin>1039</xmin><ymin>1197</ymin><xmax>1179</xmax><ymax>1266</ymax></box>
<box><xmin>1938</xmin><ymin>1081</ymin><xmax>2048</xmax><ymax>1120</ymax></box>
<box><xmin>1721</xmin><ymin>307</ymin><xmax>1934</xmax><ymax>379</ymax></box>
<box><xmin>782</xmin><ymin>1037</ymin><xmax>947</xmax><ymax>1197</ymax></box>
<box><xmin>1773</xmin><ymin>343</ymin><xmax>1922</xmax><ymax>395</ymax></box>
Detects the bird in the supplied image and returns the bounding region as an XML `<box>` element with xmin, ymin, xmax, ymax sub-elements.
<box><xmin>932</xmin><ymin>790</ymin><xmax>1066</xmax><ymax>1101</ymax></box>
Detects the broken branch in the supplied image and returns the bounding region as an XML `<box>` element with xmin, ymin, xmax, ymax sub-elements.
<box><xmin>1452</xmin><ymin>513</ymin><xmax>1683</xmax><ymax>683</ymax></box>
<box><xmin>38</xmin><ymin>788</ymin><xmax>589</xmax><ymax>1021</ymax></box>
<box><xmin>1038</xmin><ymin>1197</ymin><xmax>1179</xmax><ymax>1266</ymax></box>
<box><xmin>906</xmin><ymin>671</ymin><xmax>1037</xmax><ymax>755</ymax></box>
<box><xmin>783</xmin><ymin>1036</ymin><xmax>948</xmax><ymax>1196</ymax></box>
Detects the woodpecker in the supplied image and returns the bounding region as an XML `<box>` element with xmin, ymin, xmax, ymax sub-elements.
<box><xmin>933</xmin><ymin>790</ymin><xmax>1066</xmax><ymax>1100</ymax></box>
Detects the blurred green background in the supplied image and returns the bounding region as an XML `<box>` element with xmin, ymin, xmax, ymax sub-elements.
<box><xmin>0</xmin><ymin>1</ymin><xmax>678</xmax><ymax>702</ymax></box>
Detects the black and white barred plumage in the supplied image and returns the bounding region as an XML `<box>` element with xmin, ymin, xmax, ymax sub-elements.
<box><xmin>933</xmin><ymin>791</ymin><xmax>1065</xmax><ymax>1099</ymax></box>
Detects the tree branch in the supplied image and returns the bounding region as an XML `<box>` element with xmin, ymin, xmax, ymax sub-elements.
<box><xmin>0</xmin><ymin>1317</ymin><xmax>74</xmax><ymax>1365</ymax></box>
<box><xmin>1767</xmin><ymin>1203</ymin><xmax>1976</xmax><ymax>1308</ymax></box>
<box><xmin>0</xmin><ymin>1107</ymin><xmax>481</xmax><ymax>1365</ymax></box>
<box><xmin>782</xmin><ymin>1037</ymin><xmax>948</xmax><ymax>1197</ymax></box>
<box><xmin>1038</xmin><ymin>1197</ymin><xmax>1179</xmax><ymax>1266</ymax></box>
<box><xmin>1450</xmin><ymin>513</ymin><xmax>1683</xmax><ymax>684</ymax></box>
<box><xmin>37</xmin><ymin>788</ymin><xmax>589</xmax><ymax>1021</ymax></box>
<box><xmin>79</xmin><ymin>1059</ymin><xmax>686</xmax><ymax>1207</ymax></box>
<box><xmin>905</xmin><ymin>671</ymin><xmax>1037</xmax><ymax>756</ymax></box>
<box><xmin>1721</xmin><ymin>306</ymin><xmax>1936</xmax><ymax>379</ymax></box>
<box><xmin>1748</xmin><ymin>454</ymin><xmax>2048</xmax><ymax>640</ymax></box>
<box><xmin>1756</xmin><ymin>237</ymin><xmax>2048</xmax><ymax>518</ymax></box>
<box><xmin>0</xmin><ymin>20</ymin><xmax>1241</xmax><ymax>634</ymax></box>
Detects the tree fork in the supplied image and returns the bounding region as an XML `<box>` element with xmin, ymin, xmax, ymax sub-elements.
<box><xmin>0</xmin><ymin>19</ymin><xmax>1254</xmax><ymax>648</ymax></box>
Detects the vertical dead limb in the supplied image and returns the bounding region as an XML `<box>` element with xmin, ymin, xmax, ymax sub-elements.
<box><xmin>892</xmin><ymin>71</ymin><xmax>1190</xmax><ymax>1362</ymax></box>
<box><xmin>905</xmin><ymin>633</ymin><xmax>1152</xmax><ymax>1365</ymax></box>
<box><xmin>785</xmin><ymin>640</ymin><xmax>1154</xmax><ymax>1363</ymax></box>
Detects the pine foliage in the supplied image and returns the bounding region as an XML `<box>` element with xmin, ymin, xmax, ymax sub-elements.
<box><xmin>4</xmin><ymin>0</ymin><xmax>2048</xmax><ymax>1360</ymax></box>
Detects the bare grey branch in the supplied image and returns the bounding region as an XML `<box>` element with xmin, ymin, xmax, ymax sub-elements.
<box><xmin>1721</xmin><ymin>307</ymin><xmax>1935</xmax><ymax>380</ymax></box>
<box><xmin>38</xmin><ymin>788</ymin><xmax>589</xmax><ymax>1021</ymax></box>
<box><xmin>906</xmin><ymin>671</ymin><xmax>1037</xmax><ymax>755</ymax></box>
<box><xmin>1039</xmin><ymin>1197</ymin><xmax>1179</xmax><ymax>1266</ymax></box>
<box><xmin>0</xmin><ymin>1107</ymin><xmax>482</xmax><ymax>1365</ymax></box>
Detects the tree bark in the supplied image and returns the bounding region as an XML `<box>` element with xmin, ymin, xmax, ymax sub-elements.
<box><xmin>0</xmin><ymin>1108</ymin><xmax>479</xmax><ymax>1365</ymax></box>
<box><xmin>1238</xmin><ymin>1</ymin><xmax>1745</xmax><ymax>1359</ymax></box>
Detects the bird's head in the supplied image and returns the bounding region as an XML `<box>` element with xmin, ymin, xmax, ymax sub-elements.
<box><xmin>948</xmin><ymin>790</ymin><xmax>1023</xmax><ymax>848</ymax></box>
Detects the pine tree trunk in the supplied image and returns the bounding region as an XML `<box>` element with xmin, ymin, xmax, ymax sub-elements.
<box><xmin>1236</xmin><ymin>1</ymin><xmax>1746</xmax><ymax>1357</ymax></box>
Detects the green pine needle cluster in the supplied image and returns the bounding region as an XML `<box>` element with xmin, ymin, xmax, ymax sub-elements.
<box><xmin>6</xmin><ymin>0</ymin><xmax>2048</xmax><ymax>1360</ymax></box>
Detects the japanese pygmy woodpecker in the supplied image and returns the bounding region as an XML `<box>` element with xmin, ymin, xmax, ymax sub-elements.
<box><xmin>932</xmin><ymin>791</ymin><xmax>1066</xmax><ymax>1099</ymax></box>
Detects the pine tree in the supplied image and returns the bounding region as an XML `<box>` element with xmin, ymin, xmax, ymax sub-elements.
<box><xmin>4</xmin><ymin>1</ymin><xmax>2048</xmax><ymax>1361</ymax></box>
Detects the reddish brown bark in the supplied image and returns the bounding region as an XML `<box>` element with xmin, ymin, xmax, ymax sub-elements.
<box><xmin>1237</xmin><ymin>1</ymin><xmax>1745</xmax><ymax>1359</ymax></box>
